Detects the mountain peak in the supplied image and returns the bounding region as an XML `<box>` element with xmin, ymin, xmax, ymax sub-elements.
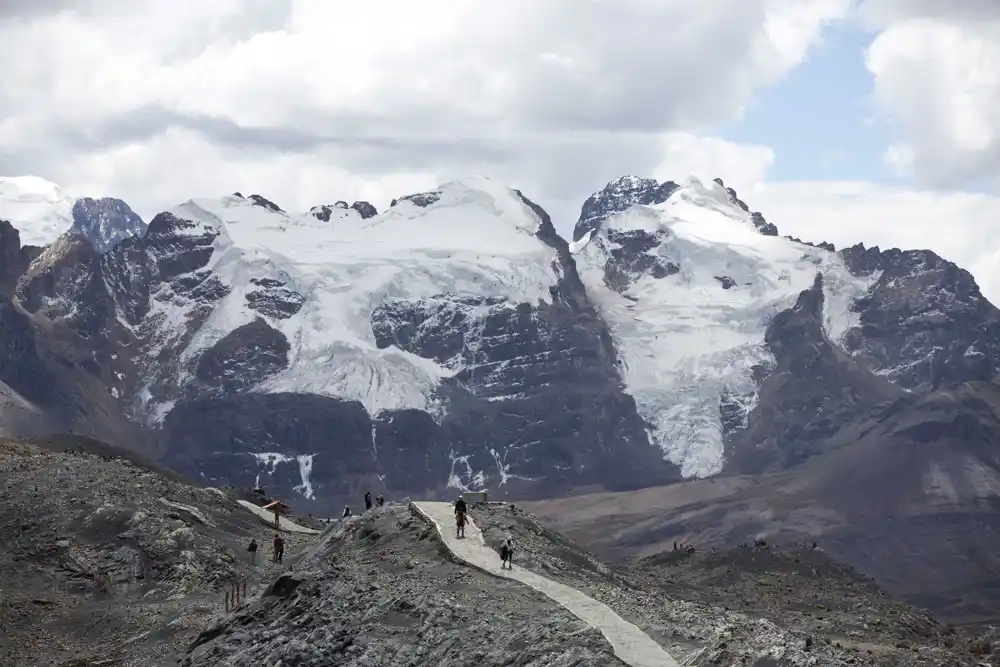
<box><xmin>574</xmin><ymin>175</ymin><xmax>680</xmax><ymax>240</ymax></box>
<box><xmin>71</xmin><ymin>197</ymin><xmax>147</xmax><ymax>253</ymax></box>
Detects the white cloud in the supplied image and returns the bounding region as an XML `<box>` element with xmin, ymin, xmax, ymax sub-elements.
<box><xmin>0</xmin><ymin>0</ymin><xmax>848</xmax><ymax>227</ymax></box>
<box><xmin>859</xmin><ymin>1</ymin><xmax>1000</xmax><ymax>189</ymax></box>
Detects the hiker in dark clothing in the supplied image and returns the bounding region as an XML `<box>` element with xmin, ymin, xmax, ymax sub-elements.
<box><xmin>248</xmin><ymin>538</ymin><xmax>258</xmax><ymax>565</ymax></box>
<box><xmin>500</xmin><ymin>537</ymin><xmax>515</xmax><ymax>569</ymax></box>
<box><xmin>454</xmin><ymin>496</ymin><xmax>468</xmax><ymax>538</ymax></box>
<box><xmin>343</xmin><ymin>505</ymin><xmax>352</xmax><ymax>517</ymax></box>
<box><xmin>275</xmin><ymin>535</ymin><xmax>285</xmax><ymax>563</ymax></box>
<box><xmin>364</xmin><ymin>491</ymin><xmax>372</xmax><ymax>511</ymax></box>
<box><xmin>376</xmin><ymin>495</ymin><xmax>385</xmax><ymax>507</ymax></box>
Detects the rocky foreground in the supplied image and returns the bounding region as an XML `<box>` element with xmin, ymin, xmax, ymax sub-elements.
<box><xmin>0</xmin><ymin>436</ymin><xmax>317</xmax><ymax>667</ymax></box>
<box><xmin>2</xmin><ymin>437</ymin><xmax>999</xmax><ymax>666</ymax></box>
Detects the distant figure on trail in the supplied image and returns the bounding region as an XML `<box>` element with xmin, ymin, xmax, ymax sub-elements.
<box><xmin>500</xmin><ymin>537</ymin><xmax>515</xmax><ymax>569</ymax></box>
<box><xmin>273</xmin><ymin>534</ymin><xmax>285</xmax><ymax>563</ymax></box>
<box><xmin>248</xmin><ymin>538</ymin><xmax>258</xmax><ymax>564</ymax></box>
<box><xmin>376</xmin><ymin>494</ymin><xmax>385</xmax><ymax>507</ymax></box>
<box><xmin>343</xmin><ymin>505</ymin><xmax>352</xmax><ymax>517</ymax></box>
<box><xmin>454</xmin><ymin>496</ymin><xmax>468</xmax><ymax>538</ymax></box>
<box><xmin>364</xmin><ymin>491</ymin><xmax>372</xmax><ymax>511</ymax></box>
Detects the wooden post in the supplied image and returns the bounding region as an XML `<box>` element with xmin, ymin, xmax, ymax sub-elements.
<box><xmin>273</xmin><ymin>509</ymin><xmax>279</xmax><ymax>528</ymax></box>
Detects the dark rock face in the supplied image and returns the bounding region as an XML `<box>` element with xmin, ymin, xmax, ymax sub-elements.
<box><xmin>728</xmin><ymin>274</ymin><xmax>901</xmax><ymax>472</ymax></box>
<box><xmin>0</xmin><ymin>220</ymin><xmax>26</xmax><ymax>298</ymax></box>
<box><xmin>163</xmin><ymin>393</ymin><xmax>375</xmax><ymax>501</ymax></box>
<box><xmin>601</xmin><ymin>228</ymin><xmax>679</xmax><ymax>293</ymax></box>
<box><xmin>16</xmin><ymin>234</ymin><xmax>117</xmax><ymax>343</ymax></box>
<box><xmin>391</xmin><ymin>191</ymin><xmax>441</xmax><ymax>208</ymax></box>
<box><xmin>311</xmin><ymin>200</ymin><xmax>377</xmax><ymax>221</ymax></box>
<box><xmin>714</xmin><ymin>275</ymin><xmax>736</xmax><ymax>289</ymax></box>
<box><xmin>350</xmin><ymin>201</ymin><xmax>378</xmax><ymax>219</ymax></box>
<box><xmin>309</xmin><ymin>205</ymin><xmax>336</xmax><ymax>222</ymax></box>
<box><xmin>71</xmin><ymin>197</ymin><xmax>147</xmax><ymax>253</ymax></box>
<box><xmin>750</xmin><ymin>211</ymin><xmax>778</xmax><ymax>236</ymax></box>
<box><xmin>839</xmin><ymin>243</ymin><xmax>1000</xmax><ymax>392</ymax></box>
<box><xmin>573</xmin><ymin>176</ymin><xmax>679</xmax><ymax>240</ymax></box>
<box><xmin>245</xmin><ymin>277</ymin><xmax>304</xmax><ymax>319</ymax></box>
<box><xmin>248</xmin><ymin>194</ymin><xmax>283</xmax><ymax>212</ymax></box>
<box><xmin>194</xmin><ymin>319</ymin><xmax>290</xmax><ymax>395</ymax></box>
<box><xmin>0</xmin><ymin>298</ymin><xmax>50</xmax><ymax>403</ymax></box>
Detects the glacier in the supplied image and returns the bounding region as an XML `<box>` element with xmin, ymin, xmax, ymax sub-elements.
<box><xmin>133</xmin><ymin>176</ymin><xmax>561</xmax><ymax>424</ymax></box>
<box><xmin>571</xmin><ymin>176</ymin><xmax>877</xmax><ymax>477</ymax></box>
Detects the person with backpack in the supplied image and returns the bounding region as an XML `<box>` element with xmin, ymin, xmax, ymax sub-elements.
<box><xmin>364</xmin><ymin>491</ymin><xmax>372</xmax><ymax>511</ymax></box>
<box><xmin>500</xmin><ymin>537</ymin><xmax>515</xmax><ymax>569</ymax></box>
<box><xmin>248</xmin><ymin>538</ymin><xmax>258</xmax><ymax>565</ymax></box>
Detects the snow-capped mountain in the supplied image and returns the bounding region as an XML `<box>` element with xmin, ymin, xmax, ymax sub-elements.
<box><xmin>571</xmin><ymin>176</ymin><xmax>875</xmax><ymax>477</ymax></box>
<box><xmin>2</xmin><ymin>172</ymin><xmax>1000</xmax><ymax>511</ymax></box>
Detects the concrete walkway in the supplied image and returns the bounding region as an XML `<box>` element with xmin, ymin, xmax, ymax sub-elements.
<box><xmin>414</xmin><ymin>501</ymin><xmax>679</xmax><ymax>667</ymax></box>
<box><xmin>236</xmin><ymin>500</ymin><xmax>320</xmax><ymax>534</ymax></box>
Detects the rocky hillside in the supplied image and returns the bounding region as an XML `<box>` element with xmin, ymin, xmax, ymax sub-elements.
<box><xmin>3</xmin><ymin>434</ymin><xmax>999</xmax><ymax>666</ymax></box>
<box><xmin>0</xmin><ymin>435</ymin><xmax>320</xmax><ymax>667</ymax></box>
<box><xmin>184</xmin><ymin>501</ymin><xmax>999</xmax><ymax>667</ymax></box>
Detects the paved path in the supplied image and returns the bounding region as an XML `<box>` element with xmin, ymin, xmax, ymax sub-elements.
<box><xmin>236</xmin><ymin>500</ymin><xmax>320</xmax><ymax>534</ymax></box>
<box><xmin>414</xmin><ymin>501</ymin><xmax>679</xmax><ymax>667</ymax></box>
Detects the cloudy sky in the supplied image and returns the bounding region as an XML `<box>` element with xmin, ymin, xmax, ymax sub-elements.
<box><xmin>2</xmin><ymin>0</ymin><xmax>1000</xmax><ymax>296</ymax></box>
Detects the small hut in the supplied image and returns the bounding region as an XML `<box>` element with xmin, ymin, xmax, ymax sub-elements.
<box><xmin>262</xmin><ymin>499</ymin><xmax>292</xmax><ymax>528</ymax></box>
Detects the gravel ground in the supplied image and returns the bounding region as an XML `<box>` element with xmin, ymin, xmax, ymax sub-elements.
<box><xmin>469</xmin><ymin>502</ymin><xmax>1000</xmax><ymax>667</ymax></box>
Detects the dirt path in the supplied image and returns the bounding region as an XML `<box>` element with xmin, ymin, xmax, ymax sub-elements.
<box><xmin>414</xmin><ymin>501</ymin><xmax>680</xmax><ymax>667</ymax></box>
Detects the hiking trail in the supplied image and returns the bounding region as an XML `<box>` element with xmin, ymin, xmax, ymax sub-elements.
<box><xmin>414</xmin><ymin>501</ymin><xmax>680</xmax><ymax>667</ymax></box>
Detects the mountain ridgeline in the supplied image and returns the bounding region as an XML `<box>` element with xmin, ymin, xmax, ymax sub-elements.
<box><xmin>0</xmin><ymin>174</ymin><xmax>999</xmax><ymax>516</ymax></box>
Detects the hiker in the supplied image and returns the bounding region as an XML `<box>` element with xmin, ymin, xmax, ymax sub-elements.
<box><xmin>275</xmin><ymin>535</ymin><xmax>285</xmax><ymax>563</ymax></box>
<box><xmin>500</xmin><ymin>537</ymin><xmax>515</xmax><ymax>569</ymax></box>
<box><xmin>454</xmin><ymin>496</ymin><xmax>468</xmax><ymax>538</ymax></box>
<box><xmin>364</xmin><ymin>491</ymin><xmax>372</xmax><ymax>511</ymax></box>
<box><xmin>343</xmin><ymin>505</ymin><xmax>352</xmax><ymax>518</ymax></box>
<box><xmin>272</xmin><ymin>534</ymin><xmax>281</xmax><ymax>562</ymax></box>
<box><xmin>376</xmin><ymin>494</ymin><xmax>385</xmax><ymax>507</ymax></box>
<box><xmin>248</xmin><ymin>538</ymin><xmax>258</xmax><ymax>564</ymax></box>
